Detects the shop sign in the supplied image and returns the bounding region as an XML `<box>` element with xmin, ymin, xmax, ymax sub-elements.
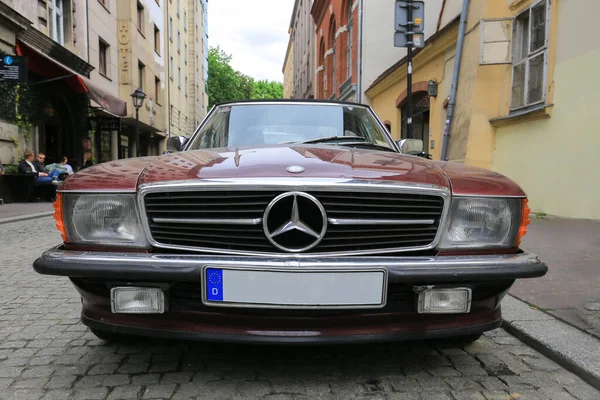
<box><xmin>0</xmin><ymin>55</ymin><xmax>28</xmax><ymax>82</ymax></box>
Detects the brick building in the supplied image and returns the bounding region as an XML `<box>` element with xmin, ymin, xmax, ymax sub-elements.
<box><xmin>308</xmin><ymin>1</ymin><xmax>443</xmax><ymax>104</ymax></box>
<box><xmin>311</xmin><ymin>0</ymin><xmax>358</xmax><ymax>101</ymax></box>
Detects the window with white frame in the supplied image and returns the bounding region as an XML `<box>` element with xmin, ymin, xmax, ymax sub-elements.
<box><xmin>48</xmin><ymin>0</ymin><xmax>65</xmax><ymax>45</ymax></box>
<box><xmin>511</xmin><ymin>0</ymin><xmax>549</xmax><ymax>109</ymax></box>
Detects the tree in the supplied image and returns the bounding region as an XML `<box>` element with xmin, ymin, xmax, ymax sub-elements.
<box><xmin>251</xmin><ymin>80</ymin><xmax>284</xmax><ymax>100</ymax></box>
<box><xmin>207</xmin><ymin>47</ymin><xmax>283</xmax><ymax>108</ymax></box>
<box><xmin>207</xmin><ymin>46</ymin><xmax>244</xmax><ymax>108</ymax></box>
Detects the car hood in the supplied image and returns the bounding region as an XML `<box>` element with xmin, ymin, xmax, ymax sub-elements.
<box><xmin>60</xmin><ymin>145</ymin><xmax>526</xmax><ymax>197</ymax></box>
<box><xmin>136</xmin><ymin>145</ymin><xmax>449</xmax><ymax>187</ymax></box>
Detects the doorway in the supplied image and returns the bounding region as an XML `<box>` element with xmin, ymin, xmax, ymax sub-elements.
<box><xmin>400</xmin><ymin>92</ymin><xmax>430</xmax><ymax>151</ymax></box>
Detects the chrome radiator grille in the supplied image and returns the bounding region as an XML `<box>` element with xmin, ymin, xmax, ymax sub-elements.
<box><xmin>143</xmin><ymin>190</ymin><xmax>445</xmax><ymax>255</ymax></box>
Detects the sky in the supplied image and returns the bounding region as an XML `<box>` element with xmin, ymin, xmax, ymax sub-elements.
<box><xmin>207</xmin><ymin>0</ymin><xmax>295</xmax><ymax>83</ymax></box>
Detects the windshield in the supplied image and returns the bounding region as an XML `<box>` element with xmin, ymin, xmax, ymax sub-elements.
<box><xmin>186</xmin><ymin>103</ymin><xmax>396</xmax><ymax>151</ymax></box>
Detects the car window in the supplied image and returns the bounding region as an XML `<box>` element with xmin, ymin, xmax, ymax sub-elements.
<box><xmin>186</xmin><ymin>104</ymin><xmax>395</xmax><ymax>151</ymax></box>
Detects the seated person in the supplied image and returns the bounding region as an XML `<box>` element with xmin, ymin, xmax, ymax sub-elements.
<box><xmin>60</xmin><ymin>156</ymin><xmax>75</xmax><ymax>175</ymax></box>
<box><xmin>19</xmin><ymin>150</ymin><xmax>60</xmax><ymax>201</ymax></box>
<box><xmin>33</xmin><ymin>152</ymin><xmax>48</xmax><ymax>174</ymax></box>
<box><xmin>46</xmin><ymin>156</ymin><xmax>74</xmax><ymax>178</ymax></box>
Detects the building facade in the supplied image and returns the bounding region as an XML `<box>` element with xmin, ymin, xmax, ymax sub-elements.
<box><xmin>282</xmin><ymin>30</ymin><xmax>294</xmax><ymax>99</ymax></box>
<box><xmin>0</xmin><ymin>0</ymin><xmax>208</xmax><ymax>177</ymax></box>
<box><xmin>0</xmin><ymin>0</ymin><xmax>129</xmax><ymax>170</ymax></box>
<box><xmin>367</xmin><ymin>0</ymin><xmax>599</xmax><ymax>220</ymax></box>
<box><xmin>117</xmin><ymin>0</ymin><xmax>166</xmax><ymax>158</ymax></box>
<box><xmin>165</xmin><ymin>0</ymin><xmax>208</xmax><ymax>140</ymax></box>
<box><xmin>290</xmin><ymin>0</ymin><xmax>315</xmax><ymax>99</ymax></box>
<box><xmin>310</xmin><ymin>0</ymin><xmax>442</xmax><ymax>103</ymax></box>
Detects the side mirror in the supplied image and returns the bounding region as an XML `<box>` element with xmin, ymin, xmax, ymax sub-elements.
<box><xmin>166</xmin><ymin>136</ymin><xmax>189</xmax><ymax>152</ymax></box>
<box><xmin>397</xmin><ymin>138</ymin><xmax>424</xmax><ymax>155</ymax></box>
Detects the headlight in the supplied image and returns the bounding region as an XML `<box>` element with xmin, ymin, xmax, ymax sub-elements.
<box><xmin>438</xmin><ymin>197</ymin><xmax>523</xmax><ymax>249</ymax></box>
<box><xmin>62</xmin><ymin>194</ymin><xmax>149</xmax><ymax>247</ymax></box>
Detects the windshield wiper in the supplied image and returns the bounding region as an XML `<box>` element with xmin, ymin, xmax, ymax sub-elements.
<box><xmin>301</xmin><ymin>136</ymin><xmax>367</xmax><ymax>144</ymax></box>
<box><xmin>337</xmin><ymin>142</ymin><xmax>397</xmax><ymax>152</ymax></box>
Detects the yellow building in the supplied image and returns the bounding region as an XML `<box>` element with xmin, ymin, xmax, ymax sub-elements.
<box><xmin>366</xmin><ymin>0</ymin><xmax>600</xmax><ymax>220</ymax></box>
<box><xmin>117</xmin><ymin>0</ymin><xmax>167</xmax><ymax>157</ymax></box>
<box><xmin>283</xmin><ymin>31</ymin><xmax>294</xmax><ymax>99</ymax></box>
<box><xmin>165</xmin><ymin>0</ymin><xmax>208</xmax><ymax>139</ymax></box>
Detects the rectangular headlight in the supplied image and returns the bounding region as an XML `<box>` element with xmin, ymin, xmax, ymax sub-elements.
<box><xmin>111</xmin><ymin>287</ymin><xmax>165</xmax><ymax>314</ymax></box>
<box><xmin>63</xmin><ymin>194</ymin><xmax>149</xmax><ymax>247</ymax></box>
<box><xmin>438</xmin><ymin>197</ymin><xmax>522</xmax><ymax>249</ymax></box>
<box><xmin>417</xmin><ymin>288</ymin><xmax>472</xmax><ymax>314</ymax></box>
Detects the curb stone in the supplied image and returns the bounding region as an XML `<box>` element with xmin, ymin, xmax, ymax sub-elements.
<box><xmin>0</xmin><ymin>211</ymin><xmax>54</xmax><ymax>225</ymax></box>
<box><xmin>501</xmin><ymin>295</ymin><xmax>600</xmax><ymax>391</ymax></box>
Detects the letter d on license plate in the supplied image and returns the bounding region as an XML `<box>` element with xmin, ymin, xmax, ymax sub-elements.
<box><xmin>203</xmin><ymin>267</ymin><xmax>387</xmax><ymax>309</ymax></box>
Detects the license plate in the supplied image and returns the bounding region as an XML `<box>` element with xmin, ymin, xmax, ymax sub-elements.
<box><xmin>203</xmin><ymin>267</ymin><xmax>387</xmax><ymax>309</ymax></box>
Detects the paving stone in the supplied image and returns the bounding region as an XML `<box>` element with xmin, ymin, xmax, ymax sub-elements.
<box><xmin>29</xmin><ymin>357</ymin><xmax>57</xmax><ymax>366</ymax></box>
<box><xmin>40</xmin><ymin>390</ymin><xmax>75</xmax><ymax>400</ymax></box>
<box><xmin>132</xmin><ymin>373</ymin><xmax>161</xmax><ymax>385</ymax></box>
<box><xmin>5</xmin><ymin>388</ymin><xmax>45</xmax><ymax>400</ymax></box>
<box><xmin>143</xmin><ymin>383</ymin><xmax>177</xmax><ymax>399</ymax></box>
<box><xmin>0</xmin><ymin>377</ymin><xmax>14</xmax><ymax>390</ymax></box>
<box><xmin>0</xmin><ymin>366</ymin><xmax>24</xmax><ymax>378</ymax></box>
<box><xmin>107</xmin><ymin>385</ymin><xmax>143</xmax><ymax>400</ymax></box>
<box><xmin>45</xmin><ymin>375</ymin><xmax>78</xmax><ymax>389</ymax></box>
<box><xmin>450</xmin><ymin>391</ymin><xmax>486</xmax><ymax>400</ymax></box>
<box><xmin>236</xmin><ymin>380</ymin><xmax>272</xmax><ymax>398</ymax></box>
<box><xmin>12</xmin><ymin>377</ymin><xmax>50</xmax><ymax>389</ymax></box>
<box><xmin>117</xmin><ymin>363</ymin><xmax>149</xmax><ymax>374</ymax></box>
<box><xmin>161</xmin><ymin>372</ymin><xmax>193</xmax><ymax>384</ymax></box>
<box><xmin>480</xmin><ymin>391</ymin><xmax>511</xmax><ymax>400</ymax></box>
<box><xmin>21</xmin><ymin>366</ymin><xmax>57</xmax><ymax>378</ymax></box>
<box><xmin>103</xmin><ymin>375</ymin><xmax>131</xmax><ymax>387</ymax></box>
<box><xmin>71</xmin><ymin>387</ymin><xmax>109</xmax><ymax>400</ymax></box>
<box><xmin>87</xmin><ymin>364</ymin><xmax>120</xmax><ymax>375</ymax></box>
<box><xmin>149</xmin><ymin>361</ymin><xmax>179</xmax><ymax>372</ymax></box>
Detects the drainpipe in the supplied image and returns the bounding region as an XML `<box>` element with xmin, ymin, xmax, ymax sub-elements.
<box><xmin>440</xmin><ymin>0</ymin><xmax>470</xmax><ymax>161</ymax></box>
<box><xmin>356</xmin><ymin>0</ymin><xmax>363</xmax><ymax>103</ymax></box>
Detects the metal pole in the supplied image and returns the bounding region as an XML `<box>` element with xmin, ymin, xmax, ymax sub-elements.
<box><xmin>135</xmin><ymin>107</ymin><xmax>140</xmax><ymax>158</ymax></box>
<box><xmin>406</xmin><ymin>0</ymin><xmax>413</xmax><ymax>139</ymax></box>
<box><xmin>440</xmin><ymin>0</ymin><xmax>470</xmax><ymax>161</ymax></box>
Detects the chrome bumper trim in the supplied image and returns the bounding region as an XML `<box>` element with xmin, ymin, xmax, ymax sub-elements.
<box><xmin>34</xmin><ymin>247</ymin><xmax>547</xmax><ymax>283</ymax></box>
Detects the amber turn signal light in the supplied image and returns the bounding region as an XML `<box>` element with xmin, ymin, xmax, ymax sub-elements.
<box><xmin>53</xmin><ymin>193</ymin><xmax>69</xmax><ymax>243</ymax></box>
<box><xmin>516</xmin><ymin>198</ymin><xmax>531</xmax><ymax>247</ymax></box>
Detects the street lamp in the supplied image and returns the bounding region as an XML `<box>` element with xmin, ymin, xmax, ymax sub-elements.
<box><xmin>130</xmin><ymin>88</ymin><xmax>146</xmax><ymax>157</ymax></box>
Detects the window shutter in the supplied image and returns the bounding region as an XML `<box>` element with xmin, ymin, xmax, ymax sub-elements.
<box><xmin>480</xmin><ymin>18</ymin><xmax>513</xmax><ymax>65</ymax></box>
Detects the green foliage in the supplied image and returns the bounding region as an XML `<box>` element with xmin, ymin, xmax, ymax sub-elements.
<box><xmin>251</xmin><ymin>80</ymin><xmax>284</xmax><ymax>100</ymax></box>
<box><xmin>3</xmin><ymin>164</ymin><xmax>18</xmax><ymax>174</ymax></box>
<box><xmin>207</xmin><ymin>46</ymin><xmax>283</xmax><ymax>108</ymax></box>
<box><xmin>0</xmin><ymin>81</ymin><xmax>38</xmax><ymax>162</ymax></box>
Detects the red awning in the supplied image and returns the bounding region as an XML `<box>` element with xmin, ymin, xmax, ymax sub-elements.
<box><xmin>16</xmin><ymin>43</ymin><xmax>127</xmax><ymax>117</ymax></box>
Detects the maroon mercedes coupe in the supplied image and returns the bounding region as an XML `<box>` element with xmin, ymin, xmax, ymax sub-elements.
<box><xmin>34</xmin><ymin>100</ymin><xmax>547</xmax><ymax>344</ymax></box>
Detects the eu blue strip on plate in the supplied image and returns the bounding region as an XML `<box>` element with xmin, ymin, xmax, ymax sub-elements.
<box><xmin>206</xmin><ymin>268</ymin><xmax>224</xmax><ymax>302</ymax></box>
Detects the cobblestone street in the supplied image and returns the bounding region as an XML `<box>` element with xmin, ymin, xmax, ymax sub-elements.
<box><xmin>0</xmin><ymin>217</ymin><xmax>598</xmax><ymax>400</ymax></box>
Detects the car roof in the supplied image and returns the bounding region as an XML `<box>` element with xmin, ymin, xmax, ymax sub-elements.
<box><xmin>214</xmin><ymin>98</ymin><xmax>370</xmax><ymax>108</ymax></box>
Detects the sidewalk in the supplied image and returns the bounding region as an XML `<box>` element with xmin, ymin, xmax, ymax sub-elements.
<box><xmin>512</xmin><ymin>215</ymin><xmax>600</xmax><ymax>338</ymax></box>
<box><xmin>0</xmin><ymin>202</ymin><xmax>55</xmax><ymax>225</ymax></box>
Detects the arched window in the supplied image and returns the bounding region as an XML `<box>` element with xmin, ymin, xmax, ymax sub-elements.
<box><xmin>346</xmin><ymin>1</ymin><xmax>353</xmax><ymax>79</ymax></box>
<box><xmin>319</xmin><ymin>38</ymin><xmax>326</xmax><ymax>99</ymax></box>
<box><xmin>329</xmin><ymin>17</ymin><xmax>336</xmax><ymax>98</ymax></box>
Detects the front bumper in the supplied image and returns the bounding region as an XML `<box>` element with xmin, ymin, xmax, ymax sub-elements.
<box><xmin>34</xmin><ymin>246</ymin><xmax>547</xmax><ymax>283</ymax></box>
<box><xmin>33</xmin><ymin>247</ymin><xmax>546</xmax><ymax>343</ymax></box>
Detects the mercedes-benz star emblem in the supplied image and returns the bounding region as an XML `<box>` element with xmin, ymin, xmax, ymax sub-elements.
<box><xmin>263</xmin><ymin>192</ymin><xmax>327</xmax><ymax>253</ymax></box>
<box><xmin>286</xmin><ymin>165</ymin><xmax>305</xmax><ymax>174</ymax></box>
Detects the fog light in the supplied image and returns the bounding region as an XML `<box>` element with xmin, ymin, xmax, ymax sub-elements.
<box><xmin>111</xmin><ymin>287</ymin><xmax>165</xmax><ymax>314</ymax></box>
<box><xmin>417</xmin><ymin>288</ymin><xmax>472</xmax><ymax>314</ymax></box>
